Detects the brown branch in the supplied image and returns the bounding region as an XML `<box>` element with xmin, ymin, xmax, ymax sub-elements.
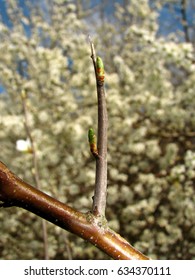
<box><xmin>93</xmin><ymin>84</ymin><xmax>107</xmax><ymax>216</ymax></box>
<box><xmin>181</xmin><ymin>0</ymin><xmax>190</xmax><ymax>42</ymax></box>
<box><xmin>0</xmin><ymin>161</ymin><xmax>149</xmax><ymax>260</ymax></box>
<box><xmin>89</xmin><ymin>37</ymin><xmax>108</xmax><ymax>217</ymax></box>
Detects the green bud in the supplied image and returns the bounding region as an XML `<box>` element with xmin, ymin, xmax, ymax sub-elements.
<box><xmin>88</xmin><ymin>128</ymin><xmax>96</xmax><ymax>144</ymax></box>
<box><xmin>88</xmin><ymin>128</ymin><xmax>98</xmax><ymax>157</ymax></box>
<box><xmin>96</xmin><ymin>56</ymin><xmax>104</xmax><ymax>82</ymax></box>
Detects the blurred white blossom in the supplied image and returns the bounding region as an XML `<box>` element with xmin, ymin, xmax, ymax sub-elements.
<box><xmin>16</xmin><ymin>139</ymin><xmax>32</xmax><ymax>153</ymax></box>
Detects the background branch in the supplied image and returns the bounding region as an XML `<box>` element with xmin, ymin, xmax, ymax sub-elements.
<box><xmin>181</xmin><ymin>0</ymin><xmax>190</xmax><ymax>42</ymax></box>
<box><xmin>21</xmin><ymin>90</ymin><xmax>49</xmax><ymax>260</ymax></box>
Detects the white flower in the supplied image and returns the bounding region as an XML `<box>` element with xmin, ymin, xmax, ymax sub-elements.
<box><xmin>16</xmin><ymin>139</ymin><xmax>32</xmax><ymax>153</ymax></box>
<box><xmin>132</xmin><ymin>143</ymin><xmax>146</xmax><ymax>154</ymax></box>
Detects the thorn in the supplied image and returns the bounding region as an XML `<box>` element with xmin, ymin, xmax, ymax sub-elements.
<box><xmin>88</xmin><ymin>35</ymin><xmax>96</xmax><ymax>62</ymax></box>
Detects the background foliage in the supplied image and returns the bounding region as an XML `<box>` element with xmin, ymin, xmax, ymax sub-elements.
<box><xmin>0</xmin><ymin>0</ymin><xmax>195</xmax><ymax>259</ymax></box>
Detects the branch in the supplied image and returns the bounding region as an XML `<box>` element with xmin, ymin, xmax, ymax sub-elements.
<box><xmin>21</xmin><ymin>90</ymin><xmax>49</xmax><ymax>260</ymax></box>
<box><xmin>181</xmin><ymin>0</ymin><xmax>190</xmax><ymax>42</ymax></box>
<box><xmin>0</xmin><ymin>161</ymin><xmax>149</xmax><ymax>260</ymax></box>
<box><xmin>89</xmin><ymin>37</ymin><xmax>108</xmax><ymax>217</ymax></box>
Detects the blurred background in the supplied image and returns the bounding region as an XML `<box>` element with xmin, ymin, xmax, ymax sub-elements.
<box><xmin>0</xmin><ymin>0</ymin><xmax>195</xmax><ymax>259</ymax></box>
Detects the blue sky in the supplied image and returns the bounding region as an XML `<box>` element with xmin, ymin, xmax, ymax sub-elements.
<box><xmin>0</xmin><ymin>0</ymin><xmax>189</xmax><ymax>35</ymax></box>
<box><xmin>0</xmin><ymin>0</ymin><xmax>10</xmax><ymax>26</ymax></box>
